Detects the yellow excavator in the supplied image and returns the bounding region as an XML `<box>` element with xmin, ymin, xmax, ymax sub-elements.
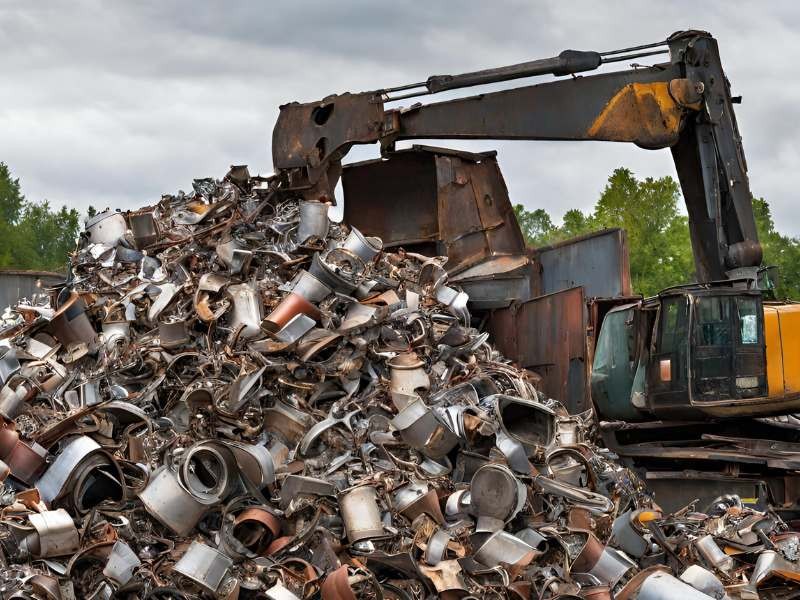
<box><xmin>270</xmin><ymin>30</ymin><xmax>800</xmax><ymax>510</ymax></box>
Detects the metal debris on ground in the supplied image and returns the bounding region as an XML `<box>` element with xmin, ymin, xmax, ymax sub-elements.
<box><xmin>0</xmin><ymin>166</ymin><xmax>796</xmax><ymax>599</ymax></box>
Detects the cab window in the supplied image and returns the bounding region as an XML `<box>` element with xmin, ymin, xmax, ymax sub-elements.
<box><xmin>737</xmin><ymin>297</ymin><xmax>759</xmax><ymax>344</ymax></box>
<box><xmin>695</xmin><ymin>296</ymin><xmax>731</xmax><ymax>346</ymax></box>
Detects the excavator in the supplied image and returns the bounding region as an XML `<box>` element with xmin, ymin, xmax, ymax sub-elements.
<box><xmin>270</xmin><ymin>30</ymin><xmax>800</xmax><ymax>512</ymax></box>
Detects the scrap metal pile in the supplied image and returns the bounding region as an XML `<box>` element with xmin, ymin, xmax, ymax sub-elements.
<box><xmin>0</xmin><ymin>166</ymin><xmax>797</xmax><ymax>599</ymax></box>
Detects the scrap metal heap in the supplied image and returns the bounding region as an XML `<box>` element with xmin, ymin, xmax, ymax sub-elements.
<box><xmin>0</xmin><ymin>166</ymin><xmax>797</xmax><ymax>599</ymax></box>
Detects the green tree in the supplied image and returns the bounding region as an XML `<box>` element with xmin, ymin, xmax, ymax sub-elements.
<box><xmin>752</xmin><ymin>197</ymin><xmax>800</xmax><ymax>299</ymax></box>
<box><xmin>513</xmin><ymin>205</ymin><xmax>555</xmax><ymax>246</ymax></box>
<box><xmin>0</xmin><ymin>163</ymin><xmax>79</xmax><ymax>272</ymax></box>
<box><xmin>514</xmin><ymin>168</ymin><xmax>800</xmax><ymax>298</ymax></box>
<box><xmin>591</xmin><ymin>168</ymin><xmax>694</xmax><ymax>295</ymax></box>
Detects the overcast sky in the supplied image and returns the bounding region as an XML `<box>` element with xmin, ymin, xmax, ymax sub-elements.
<box><xmin>2</xmin><ymin>1</ymin><xmax>799</xmax><ymax>233</ymax></box>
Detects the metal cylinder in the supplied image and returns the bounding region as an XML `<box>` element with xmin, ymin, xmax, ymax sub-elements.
<box><xmin>297</xmin><ymin>201</ymin><xmax>330</xmax><ymax>243</ymax></box>
<box><xmin>291</xmin><ymin>269</ymin><xmax>333</xmax><ymax>303</ymax></box>
<box><xmin>180</xmin><ymin>441</ymin><xmax>239</xmax><ymax>504</ymax></box>
<box><xmin>173</xmin><ymin>541</ymin><xmax>234</xmax><ymax>595</ymax></box>
<box><xmin>137</xmin><ymin>466</ymin><xmax>209</xmax><ymax>536</ymax></box>
<box><xmin>342</xmin><ymin>226</ymin><xmax>383</xmax><ymax>262</ymax></box>
<box><xmin>694</xmin><ymin>534</ymin><xmax>733</xmax><ymax>573</ymax></box>
<box><xmin>309</xmin><ymin>252</ymin><xmax>357</xmax><ymax>294</ymax></box>
<box><xmin>339</xmin><ymin>486</ymin><xmax>384</xmax><ymax>542</ymax></box>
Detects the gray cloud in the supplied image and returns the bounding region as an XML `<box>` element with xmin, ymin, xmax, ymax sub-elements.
<box><xmin>2</xmin><ymin>1</ymin><xmax>799</xmax><ymax>235</ymax></box>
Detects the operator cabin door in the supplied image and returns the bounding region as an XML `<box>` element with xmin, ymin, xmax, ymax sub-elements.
<box><xmin>649</xmin><ymin>295</ymin><xmax>690</xmax><ymax>411</ymax></box>
<box><xmin>691</xmin><ymin>294</ymin><xmax>766</xmax><ymax>402</ymax></box>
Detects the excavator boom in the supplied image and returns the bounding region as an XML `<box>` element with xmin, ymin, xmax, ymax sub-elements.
<box><xmin>273</xmin><ymin>30</ymin><xmax>761</xmax><ymax>282</ymax></box>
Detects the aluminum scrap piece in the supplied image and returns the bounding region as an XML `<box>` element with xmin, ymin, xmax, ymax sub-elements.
<box><xmin>173</xmin><ymin>540</ymin><xmax>234</xmax><ymax>595</ymax></box>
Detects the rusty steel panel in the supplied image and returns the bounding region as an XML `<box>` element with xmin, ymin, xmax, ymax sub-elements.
<box><xmin>343</xmin><ymin>146</ymin><xmax>526</xmax><ymax>275</ymax></box>
<box><xmin>536</xmin><ymin>228</ymin><xmax>632</xmax><ymax>298</ymax></box>
<box><xmin>489</xmin><ymin>287</ymin><xmax>588</xmax><ymax>413</ymax></box>
<box><xmin>342</xmin><ymin>150</ymin><xmax>440</xmax><ymax>248</ymax></box>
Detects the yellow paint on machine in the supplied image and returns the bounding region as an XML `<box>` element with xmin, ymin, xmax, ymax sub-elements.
<box><xmin>764</xmin><ymin>303</ymin><xmax>800</xmax><ymax>397</ymax></box>
<box><xmin>587</xmin><ymin>82</ymin><xmax>684</xmax><ymax>148</ymax></box>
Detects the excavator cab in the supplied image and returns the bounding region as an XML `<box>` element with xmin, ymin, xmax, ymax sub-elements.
<box><xmin>591</xmin><ymin>284</ymin><xmax>794</xmax><ymax>422</ymax></box>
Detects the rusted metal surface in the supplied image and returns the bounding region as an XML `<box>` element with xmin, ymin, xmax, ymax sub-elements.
<box><xmin>490</xmin><ymin>287</ymin><xmax>588</xmax><ymax>413</ymax></box>
<box><xmin>343</xmin><ymin>145</ymin><xmax>536</xmax><ymax>310</ymax></box>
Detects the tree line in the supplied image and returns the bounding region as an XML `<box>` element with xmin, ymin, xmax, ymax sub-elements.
<box><xmin>0</xmin><ymin>162</ymin><xmax>798</xmax><ymax>299</ymax></box>
<box><xmin>0</xmin><ymin>162</ymin><xmax>79</xmax><ymax>272</ymax></box>
<box><xmin>514</xmin><ymin>167</ymin><xmax>800</xmax><ymax>299</ymax></box>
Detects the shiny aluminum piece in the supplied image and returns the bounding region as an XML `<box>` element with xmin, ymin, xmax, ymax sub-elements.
<box><xmin>275</xmin><ymin>313</ymin><xmax>316</xmax><ymax>344</ymax></box>
<box><xmin>102</xmin><ymin>320</ymin><xmax>130</xmax><ymax>349</ymax></box>
<box><xmin>0</xmin><ymin>379</ymin><xmax>31</xmax><ymax>421</ymax></box>
<box><xmin>128</xmin><ymin>210</ymin><xmax>159</xmax><ymax>249</ymax></box>
<box><xmin>226</xmin><ymin>283</ymin><xmax>263</xmax><ymax>339</ymax></box>
<box><xmin>36</xmin><ymin>435</ymin><xmax>102</xmax><ymax>505</ymax></box>
<box><xmin>611</xmin><ymin>509</ymin><xmax>649</xmax><ymax>558</ymax></box>
<box><xmin>425</xmin><ymin>529</ymin><xmax>451</xmax><ymax>566</ymax></box>
<box><xmin>388</xmin><ymin>352</ymin><xmax>430</xmax><ymax>409</ymax></box>
<box><xmin>266</xmin><ymin>584</ymin><xmax>302</xmax><ymax>600</ymax></box>
<box><xmin>341</xmin><ymin>226</ymin><xmax>382</xmax><ymax>262</ymax></box>
<box><xmin>391</xmin><ymin>480</ymin><xmax>445</xmax><ymax>525</ymax></box>
<box><xmin>492</xmin><ymin>394</ymin><xmax>556</xmax><ymax>451</ymax></box>
<box><xmin>637</xmin><ymin>570</ymin><xmax>716</xmax><ymax>600</ymax></box>
<box><xmin>225</xmin><ymin>441</ymin><xmax>276</xmax><ymax>487</ymax></box>
<box><xmin>0</xmin><ymin>350</ymin><xmax>21</xmax><ymax>385</ymax></box>
<box><xmin>290</xmin><ymin>269</ymin><xmax>332</xmax><ymax>303</ymax></box>
<box><xmin>159</xmin><ymin>318</ymin><xmax>190</xmax><ymax>348</ymax></box>
<box><xmin>280</xmin><ymin>475</ymin><xmax>336</xmax><ymax>509</ymax></box>
<box><xmin>474</xmin><ymin>530</ymin><xmax>538</xmax><ymax>571</ymax></box>
<box><xmin>391</xmin><ymin>397</ymin><xmax>459</xmax><ymax>459</ymax></box>
<box><xmin>297</xmin><ymin>200</ymin><xmax>330</xmax><ymax>243</ymax></box>
<box><xmin>148</xmin><ymin>282</ymin><xmax>181</xmax><ymax>323</ymax></box>
<box><xmin>28</xmin><ymin>509</ymin><xmax>80</xmax><ymax>558</ymax></box>
<box><xmin>299</xmin><ymin>408</ymin><xmax>358</xmax><ymax>456</ymax></box>
<box><xmin>309</xmin><ymin>252</ymin><xmax>357</xmax><ymax>295</ymax></box>
<box><xmin>435</xmin><ymin>284</ymin><xmax>469</xmax><ymax>322</ymax></box>
<box><xmin>216</xmin><ymin>238</ymin><xmax>253</xmax><ymax>274</ymax></box>
<box><xmin>102</xmin><ymin>540</ymin><xmax>141</xmax><ymax>585</ymax></box>
<box><xmin>137</xmin><ymin>466</ymin><xmax>208</xmax><ymax>536</ymax></box>
<box><xmin>679</xmin><ymin>565</ymin><xmax>726</xmax><ymax>600</ymax></box>
<box><xmin>339</xmin><ymin>486</ymin><xmax>384</xmax><ymax>542</ymax></box>
<box><xmin>571</xmin><ymin>532</ymin><xmax>635</xmax><ymax>587</ymax></box>
<box><xmin>85</xmin><ymin>210</ymin><xmax>127</xmax><ymax>246</ymax></box>
<box><xmin>337</xmin><ymin>302</ymin><xmax>379</xmax><ymax>331</ymax></box>
<box><xmin>749</xmin><ymin>549</ymin><xmax>799</xmax><ymax>590</ymax></box>
<box><xmin>695</xmin><ymin>534</ymin><xmax>733</xmax><ymax>573</ymax></box>
<box><xmin>173</xmin><ymin>541</ymin><xmax>234</xmax><ymax>595</ymax></box>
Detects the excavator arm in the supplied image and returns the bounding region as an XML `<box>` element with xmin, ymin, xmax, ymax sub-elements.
<box><xmin>272</xmin><ymin>30</ymin><xmax>761</xmax><ymax>282</ymax></box>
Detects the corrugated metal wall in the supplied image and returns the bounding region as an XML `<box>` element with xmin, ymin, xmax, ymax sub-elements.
<box><xmin>0</xmin><ymin>270</ymin><xmax>63</xmax><ymax>309</ymax></box>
